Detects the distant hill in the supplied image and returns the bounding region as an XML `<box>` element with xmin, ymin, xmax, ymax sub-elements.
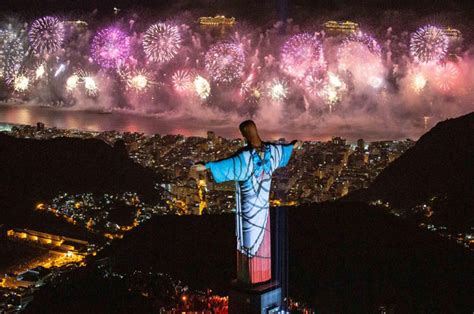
<box><xmin>347</xmin><ymin>112</ymin><xmax>474</xmax><ymax>229</ymax></box>
<box><xmin>28</xmin><ymin>203</ymin><xmax>473</xmax><ymax>313</ymax></box>
<box><xmin>0</xmin><ymin>134</ymin><xmax>159</xmax><ymax>236</ymax></box>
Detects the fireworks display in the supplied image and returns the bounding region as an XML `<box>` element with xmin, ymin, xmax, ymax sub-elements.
<box><xmin>0</xmin><ymin>12</ymin><xmax>473</xmax><ymax>138</ymax></box>
<box><xmin>143</xmin><ymin>23</ymin><xmax>182</xmax><ymax>63</ymax></box>
<box><xmin>205</xmin><ymin>42</ymin><xmax>245</xmax><ymax>83</ymax></box>
<box><xmin>91</xmin><ymin>27</ymin><xmax>130</xmax><ymax>69</ymax></box>
<box><xmin>410</xmin><ymin>25</ymin><xmax>448</xmax><ymax>64</ymax></box>
<box><xmin>280</xmin><ymin>33</ymin><xmax>325</xmax><ymax>80</ymax></box>
<box><xmin>28</xmin><ymin>16</ymin><xmax>65</xmax><ymax>55</ymax></box>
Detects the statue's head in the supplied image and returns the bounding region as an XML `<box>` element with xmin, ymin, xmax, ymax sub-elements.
<box><xmin>239</xmin><ymin>120</ymin><xmax>259</xmax><ymax>142</ymax></box>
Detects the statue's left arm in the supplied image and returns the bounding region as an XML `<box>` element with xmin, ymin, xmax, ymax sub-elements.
<box><xmin>204</xmin><ymin>152</ymin><xmax>250</xmax><ymax>183</ymax></box>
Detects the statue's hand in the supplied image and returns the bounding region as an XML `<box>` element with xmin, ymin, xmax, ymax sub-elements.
<box><xmin>191</xmin><ymin>164</ymin><xmax>207</xmax><ymax>172</ymax></box>
<box><xmin>189</xmin><ymin>163</ymin><xmax>206</xmax><ymax>180</ymax></box>
<box><xmin>293</xmin><ymin>140</ymin><xmax>303</xmax><ymax>150</ymax></box>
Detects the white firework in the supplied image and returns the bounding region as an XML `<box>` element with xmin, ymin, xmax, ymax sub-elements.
<box><xmin>143</xmin><ymin>23</ymin><xmax>182</xmax><ymax>63</ymax></box>
<box><xmin>83</xmin><ymin>75</ymin><xmax>98</xmax><ymax>97</ymax></box>
<box><xmin>13</xmin><ymin>73</ymin><xmax>30</xmax><ymax>92</ymax></box>
<box><xmin>193</xmin><ymin>75</ymin><xmax>210</xmax><ymax>100</ymax></box>
<box><xmin>66</xmin><ymin>74</ymin><xmax>79</xmax><ymax>92</ymax></box>
<box><xmin>268</xmin><ymin>79</ymin><xmax>288</xmax><ymax>101</ymax></box>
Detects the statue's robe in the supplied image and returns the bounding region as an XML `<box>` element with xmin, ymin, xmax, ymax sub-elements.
<box><xmin>206</xmin><ymin>142</ymin><xmax>293</xmax><ymax>284</ymax></box>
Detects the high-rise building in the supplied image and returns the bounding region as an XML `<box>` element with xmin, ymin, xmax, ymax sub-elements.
<box><xmin>207</xmin><ymin>131</ymin><xmax>216</xmax><ymax>141</ymax></box>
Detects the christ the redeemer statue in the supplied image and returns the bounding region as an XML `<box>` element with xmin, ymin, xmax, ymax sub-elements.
<box><xmin>192</xmin><ymin>120</ymin><xmax>301</xmax><ymax>285</ymax></box>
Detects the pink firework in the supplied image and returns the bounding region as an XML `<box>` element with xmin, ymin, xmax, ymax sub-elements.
<box><xmin>410</xmin><ymin>25</ymin><xmax>448</xmax><ymax>64</ymax></box>
<box><xmin>91</xmin><ymin>27</ymin><xmax>130</xmax><ymax>69</ymax></box>
<box><xmin>240</xmin><ymin>72</ymin><xmax>255</xmax><ymax>96</ymax></box>
<box><xmin>338</xmin><ymin>32</ymin><xmax>382</xmax><ymax>71</ymax></box>
<box><xmin>342</xmin><ymin>31</ymin><xmax>382</xmax><ymax>56</ymax></box>
<box><xmin>304</xmin><ymin>72</ymin><xmax>325</xmax><ymax>95</ymax></box>
<box><xmin>28</xmin><ymin>16</ymin><xmax>65</xmax><ymax>55</ymax></box>
<box><xmin>337</xmin><ymin>33</ymin><xmax>385</xmax><ymax>90</ymax></box>
<box><xmin>434</xmin><ymin>62</ymin><xmax>459</xmax><ymax>92</ymax></box>
<box><xmin>205</xmin><ymin>42</ymin><xmax>245</xmax><ymax>83</ymax></box>
<box><xmin>280</xmin><ymin>33</ymin><xmax>325</xmax><ymax>80</ymax></box>
<box><xmin>171</xmin><ymin>69</ymin><xmax>193</xmax><ymax>92</ymax></box>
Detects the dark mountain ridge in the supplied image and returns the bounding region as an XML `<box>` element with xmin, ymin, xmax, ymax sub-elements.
<box><xmin>347</xmin><ymin>112</ymin><xmax>474</xmax><ymax>228</ymax></box>
<box><xmin>0</xmin><ymin>133</ymin><xmax>159</xmax><ymax>234</ymax></box>
<box><xmin>68</xmin><ymin>203</ymin><xmax>474</xmax><ymax>313</ymax></box>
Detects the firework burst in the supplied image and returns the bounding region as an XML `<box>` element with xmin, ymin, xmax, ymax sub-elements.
<box><xmin>193</xmin><ymin>75</ymin><xmax>210</xmax><ymax>99</ymax></box>
<box><xmin>12</xmin><ymin>72</ymin><xmax>30</xmax><ymax>92</ymax></box>
<box><xmin>65</xmin><ymin>73</ymin><xmax>79</xmax><ymax>92</ymax></box>
<box><xmin>342</xmin><ymin>31</ymin><xmax>382</xmax><ymax>56</ymax></box>
<box><xmin>244</xmin><ymin>85</ymin><xmax>262</xmax><ymax>106</ymax></box>
<box><xmin>267</xmin><ymin>79</ymin><xmax>288</xmax><ymax>101</ymax></box>
<box><xmin>338</xmin><ymin>32</ymin><xmax>382</xmax><ymax>71</ymax></box>
<box><xmin>205</xmin><ymin>42</ymin><xmax>245</xmax><ymax>83</ymax></box>
<box><xmin>120</xmin><ymin>68</ymin><xmax>153</xmax><ymax>93</ymax></box>
<box><xmin>83</xmin><ymin>75</ymin><xmax>99</xmax><ymax>96</ymax></box>
<box><xmin>338</xmin><ymin>34</ymin><xmax>385</xmax><ymax>90</ymax></box>
<box><xmin>304</xmin><ymin>73</ymin><xmax>325</xmax><ymax>95</ymax></box>
<box><xmin>411</xmin><ymin>72</ymin><xmax>427</xmax><ymax>93</ymax></box>
<box><xmin>171</xmin><ymin>69</ymin><xmax>193</xmax><ymax>92</ymax></box>
<box><xmin>91</xmin><ymin>27</ymin><xmax>130</xmax><ymax>69</ymax></box>
<box><xmin>34</xmin><ymin>63</ymin><xmax>46</xmax><ymax>80</ymax></box>
<box><xmin>434</xmin><ymin>62</ymin><xmax>459</xmax><ymax>92</ymax></box>
<box><xmin>240</xmin><ymin>72</ymin><xmax>255</xmax><ymax>96</ymax></box>
<box><xmin>143</xmin><ymin>23</ymin><xmax>182</xmax><ymax>63</ymax></box>
<box><xmin>68</xmin><ymin>71</ymin><xmax>100</xmax><ymax>97</ymax></box>
<box><xmin>280</xmin><ymin>33</ymin><xmax>325</xmax><ymax>80</ymax></box>
<box><xmin>410</xmin><ymin>25</ymin><xmax>448</xmax><ymax>64</ymax></box>
<box><xmin>317</xmin><ymin>72</ymin><xmax>346</xmax><ymax>111</ymax></box>
<box><xmin>28</xmin><ymin>16</ymin><xmax>65</xmax><ymax>55</ymax></box>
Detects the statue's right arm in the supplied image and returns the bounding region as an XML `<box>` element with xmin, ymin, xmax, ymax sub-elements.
<box><xmin>190</xmin><ymin>163</ymin><xmax>207</xmax><ymax>172</ymax></box>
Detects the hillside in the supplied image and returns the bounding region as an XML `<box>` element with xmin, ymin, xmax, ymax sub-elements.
<box><xmin>0</xmin><ymin>134</ymin><xmax>160</xmax><ymax>235</ymax></box>
<box><xmin>82</xmin><ymin>203</ymin><xmax>474</xmax><ymax>313</ymax></box>
<box><xmin>348</xmin><ymin>112</ymin><xmax>474</xmax><ymax>228</ymax></box>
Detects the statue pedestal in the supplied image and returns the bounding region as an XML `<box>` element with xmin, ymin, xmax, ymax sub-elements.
<box><xmin>229</xmin><ymin>280</ymin><xmax>282</xmax><ymax>314</ymax></box>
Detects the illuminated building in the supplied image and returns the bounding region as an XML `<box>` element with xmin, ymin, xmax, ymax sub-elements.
<box><xmin>198</xmin><ymin>15</ymin><xmax>236</xmax><ymax>26</ymax></box>
<box><xmin>7</xmin><ymin>228</ymin><xmax>89</xmax><ymax>254</ymax></box>
<box><xmin>16</xmin><ymin>266</ymin><xmax>53</xmax><ymax>288</ymax></box>
<box><xmin>323</xmin><ymin>20</ymin><xmax>359</xmax><ymax>34</ymax></box>
<box><xmin>442</xmin><ymin>27</ymin><xmax>462</xmax><ymax>44</ymax></box>
<box><xmin>207</xmin><ymin>131</ymin><xmax>216</xmax><ymax>141</ymax></box>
